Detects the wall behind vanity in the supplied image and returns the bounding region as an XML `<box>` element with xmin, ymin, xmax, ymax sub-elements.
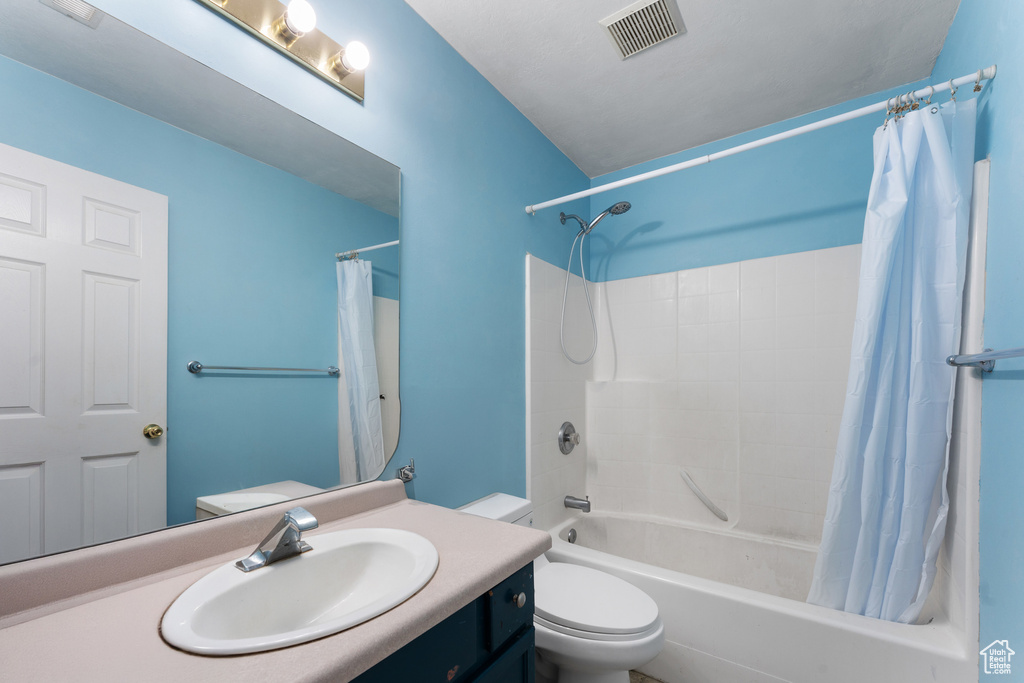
<box><xmin>83</xmin><ymin>0</ymin><xmax>589</xmax><ymax>508</ymax></box>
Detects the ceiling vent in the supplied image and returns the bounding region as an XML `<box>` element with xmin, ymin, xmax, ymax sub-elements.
<box><xmin>600</xmin><ymin>0</ymin><xmax>685</xmax><ymax>60</ymax></box>
<box><xmin>38</xmin><ymin>0</ymin><xmax>103</xmax><ymax>29</ymax></box>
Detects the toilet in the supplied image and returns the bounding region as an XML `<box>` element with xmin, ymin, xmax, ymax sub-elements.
<box><xmin>195</xmin><ymin>480</ymin><xmax>324</xmax><ymax>519</ymax></box>
<box><xmin>460</xmin><ymin>494</ymin><xmax>664</xmax><ymax>683</ymax></box>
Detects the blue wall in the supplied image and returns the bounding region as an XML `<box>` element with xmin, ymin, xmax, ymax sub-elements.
<box><xmin>583</xmin><ymin>85</ymin><xmax>944</xmax><ymax>282</ymax></box>
<box><xmin>932</xmin><ymin>2</ymin><xmax>1024</xmax><ymax>679</ymax></box>
<box><xmin>0</xmin><ymin>54</ymin><xmax>398</xmax><ymax>524</ymax></box>
<box><xmin>88</xmin><ymin>0</ymin><xmax>589</xmax><ymax>509</ymax></box>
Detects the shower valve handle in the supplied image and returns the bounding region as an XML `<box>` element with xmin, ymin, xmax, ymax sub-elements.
<box><xmin>558</xmin><ymin>422</ymin><xmax>580</xmax><ymax>454</ymax></box>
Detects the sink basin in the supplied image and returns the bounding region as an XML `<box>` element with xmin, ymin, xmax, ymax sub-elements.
<box><xmin>160</xmin><ymin>527</ymin><xmax>439</xmax><ymax>655</ymax></box>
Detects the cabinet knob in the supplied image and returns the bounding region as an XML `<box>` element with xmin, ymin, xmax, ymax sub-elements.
<box><xmin>512</xmin><ymin>592</ymin><xmax>527</xmax><ymax>608</ymax></box>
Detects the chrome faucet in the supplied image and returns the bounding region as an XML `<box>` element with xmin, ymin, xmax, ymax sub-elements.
<box><xmin>235</xmin><ymin>506</ymin><xmax>319</xmax><ymax>572</ymax></box>
<box><xmin>564</xmin><ymin>495</ymin><xmax>591</xmax><ymax>513</ymax></box>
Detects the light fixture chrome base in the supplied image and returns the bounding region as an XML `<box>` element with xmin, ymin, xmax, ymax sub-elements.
<box><xmin>194</xmin><ymin>0</ymin><xmax>365</xmax><ymax>102</ymax></box>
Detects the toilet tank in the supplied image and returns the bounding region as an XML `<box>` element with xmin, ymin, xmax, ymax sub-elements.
<box><xmin>459</xmin><ymin>493</ymin><xmax>533</xmax><ymax>527</ymax></box>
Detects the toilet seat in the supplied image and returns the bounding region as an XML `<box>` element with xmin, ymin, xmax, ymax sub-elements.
<box><xmin>533</xmin><ymin>613</ymin><xmax>662</xmax><ymax>642</ymax></box>
<box><xmin>534</xmin><ymin>562</ymin><xmax>660</xmax><ymax>638</ymax></box>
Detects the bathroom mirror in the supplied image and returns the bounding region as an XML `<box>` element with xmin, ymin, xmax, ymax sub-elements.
<box><xmin>0</xmin><ymin>0</ymin><xmax>401</xmax><ymax>564</ymax></box>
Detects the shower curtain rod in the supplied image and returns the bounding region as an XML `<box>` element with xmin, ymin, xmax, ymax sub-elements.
<box><xmin>336</xmin><ymin>239</ymin><xmax>399</xmax><ymax>260</ymax></box>
<box><xmin>524</xmin><ymin>65</ymin><xmax>997</xmax><ymax>215</ymax></box>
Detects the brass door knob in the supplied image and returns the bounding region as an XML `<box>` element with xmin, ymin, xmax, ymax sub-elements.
<box><xmin>143</xmin><ymin>424</ymin><xmax>164</xmax><ymax>439</ymax></box>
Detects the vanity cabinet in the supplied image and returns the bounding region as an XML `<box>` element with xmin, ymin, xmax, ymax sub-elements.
<box><xmin>355</xmin><ymin>563</ymin><xmax>535</xmax><ymax>683</ymax></box>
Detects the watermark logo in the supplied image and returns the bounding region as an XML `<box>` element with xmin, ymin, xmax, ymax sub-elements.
<box><xmin>981</xmin><ymin>640</ymin><xmax>1015</xmax><ymax>675</ymax></box>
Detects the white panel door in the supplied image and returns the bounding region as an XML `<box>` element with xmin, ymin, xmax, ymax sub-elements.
<box><xmin>0</xmin><ymin>141</ymin><xmax>167</xmax><ymax>563</ymax></box>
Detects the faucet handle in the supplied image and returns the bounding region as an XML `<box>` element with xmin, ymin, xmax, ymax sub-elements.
<box><xmin>235</xmin><ymin>506</ymin><xmax>319</xmax><ymax>572</ymax></box>
<box><xmin>285</xmin><ymin>506</ymin><xmax>318</xmax><ymax>532</ymax></box>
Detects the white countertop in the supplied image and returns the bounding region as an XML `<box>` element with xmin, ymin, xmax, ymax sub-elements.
<box><xmin>0</xmin><ymin>484</ymin><xmax>550</xmax><ymax>682</ymax></box>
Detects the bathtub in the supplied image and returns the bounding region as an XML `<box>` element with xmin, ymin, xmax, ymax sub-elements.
<box><xmin>545</xmin><ymin>513</ymin><xmax>976</xmax><ymax>683</ymax></box>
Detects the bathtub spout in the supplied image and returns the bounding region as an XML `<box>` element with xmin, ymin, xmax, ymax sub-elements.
<box><xmin>564</xmin><ymin>495</ymin><xmax>591</xmax><ymax>513</ymax></box>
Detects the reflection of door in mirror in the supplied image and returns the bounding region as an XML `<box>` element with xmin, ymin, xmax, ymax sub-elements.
<box><xmin>0</xmin><ymin>142</ymin><xmax>168</xmax><ymax>564</ymax></box>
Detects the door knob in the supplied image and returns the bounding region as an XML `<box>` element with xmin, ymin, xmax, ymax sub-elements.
<box><xmin>143</xmin><ymin>424</ymin><xmax>164</xmax><ymax>439</ymax></box>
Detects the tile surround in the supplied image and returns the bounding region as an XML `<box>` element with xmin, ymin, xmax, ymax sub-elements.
<box><xmin>586</xmin><ymin>245</ymin><xmax>860</xmax><ymax>542</ymax></box>
<box><xmin>526</xmin><ymin>257</ymin><xmax>590</xmax><ymax>531</ymax></box>
<box><xmin>528</xmin><ymin>245</ymin><xmax>861</xmax><ymax>543</ymax></box>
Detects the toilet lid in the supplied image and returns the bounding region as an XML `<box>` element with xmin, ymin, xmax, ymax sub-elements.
<box><xmin>534</xmin><ymin>562</ymin><xmax>659</xmax><ymax>635</ymax></box>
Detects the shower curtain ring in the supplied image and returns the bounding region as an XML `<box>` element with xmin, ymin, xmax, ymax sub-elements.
<box><xmin>924</xmin><ymin>85</ymin><xmax>934</xmax><ymax>105</ymax></box>
<box><xmin>974</xmin><ymin>69</ymin><xmax>984</xmax><ymax>92</ymax></box>
<box><xmin>948</xmin><ymin>79</ymin><xmax>958</xmax><ymax>101</ymax></box>
<box><xmin>895</xmin><ymin>92</ymin><xmax>912</xmax><ymax>121</ymax></box>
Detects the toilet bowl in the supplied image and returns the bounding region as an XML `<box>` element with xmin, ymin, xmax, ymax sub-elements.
<box><xmin>532</xmin><ymin>557</ymin><xmax>664</xmax><ymax>683</ymax></box>
<box><xmin>459</xmin><ymin>494</ymin><xmax>664</xmax><ymax>683</ymax></box>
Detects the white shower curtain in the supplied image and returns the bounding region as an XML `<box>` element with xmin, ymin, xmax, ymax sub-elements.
<box><xmin>807</xmin><ymin>98</ymin><xmax>976</xmax><ymax>623</ymax></box>
<box><xmin>336</xmin><ymin>259</ymin><xmax>385</xmax><ymax>486</ymax></box>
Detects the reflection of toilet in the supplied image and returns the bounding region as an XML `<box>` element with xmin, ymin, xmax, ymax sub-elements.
<box><xmin>195</xmin><ymin>480</ymin><xmax>324</xmax><ymax>519</ymax></box>
<box><xmin>460</xmin><ymin>494</ymin><xmax>664</xmax><ymax>683</ymax></box>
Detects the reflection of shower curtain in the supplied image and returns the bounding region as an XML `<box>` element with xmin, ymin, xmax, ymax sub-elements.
<box><xmin>807</xmin><ymin>99</ymin><xmax>976</xmax><ymax>623</ymax></box>
<box><xmin>336</xmin><ymin>260</ymin><xmax>384</xmax><ymax>485</ymax></box>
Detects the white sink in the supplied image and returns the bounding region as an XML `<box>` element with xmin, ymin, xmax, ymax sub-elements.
<box><xmin>160</xmin><ymin>527</ymin><xmax>439</xmax><ymax>655</ymax></box>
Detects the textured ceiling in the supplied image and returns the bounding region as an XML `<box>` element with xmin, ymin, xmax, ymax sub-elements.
<box><xmin>403</xmin><ymin>0</ymin><xmax>961</xmax><ymax>177</ymax></box>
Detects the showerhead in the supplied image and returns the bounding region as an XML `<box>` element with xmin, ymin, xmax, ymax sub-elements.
<box><xmin>587</xmin><ymin>200</ymin><xmax>633</xmax><ymax>232</ymax></box>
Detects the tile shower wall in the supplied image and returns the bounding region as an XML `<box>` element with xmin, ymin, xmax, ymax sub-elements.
<box><xmin>587</xmin><ymin>244</ymin><xmax>861</xmax><ymax>543</ymax></box>
<box><xmin>526</xmin><ymin>256</ymin><xmax>591</xmax><ymax>531</ymax></box>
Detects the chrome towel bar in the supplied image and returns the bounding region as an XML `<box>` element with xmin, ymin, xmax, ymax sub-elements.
<box><xmin>187</xmin><ymin>361</ymin><xmax>340</xmax><ymax>376</ymax></box>
<box><xmin>946</xmin><ymin>347</ymin><xmax>1024</xmax><ymax>373</ymax></box>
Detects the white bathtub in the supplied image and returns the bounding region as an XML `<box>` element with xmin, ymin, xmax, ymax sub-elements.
<box><xmin>545</xmin><ymin>513</ymin><xmax>975</xmax><ymax>683</ymax></box>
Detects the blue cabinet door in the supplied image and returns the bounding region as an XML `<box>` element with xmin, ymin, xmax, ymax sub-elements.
<box><xmin>474</xmin><ymin>627</ymin><xmax>535</xmax><ymax>683</ymax></box>
<box><xmin>354</xmin><ymin>563</ymin><xmax>535</xmax><ymax>683</ymax></box>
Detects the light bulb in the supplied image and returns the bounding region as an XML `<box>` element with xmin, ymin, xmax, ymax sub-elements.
<box><xmin>341</xmin><ymin>41</ymin><xmax>370</xmax><ymax>72</ymax></box>
<box><xmin>284</xmin><ymin>0</ymin><xmax>316</xmax><ymax>35</ymax></box>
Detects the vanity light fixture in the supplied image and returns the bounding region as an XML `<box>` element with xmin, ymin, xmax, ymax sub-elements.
<box><xmin>272</xmin><ymin>0</ymin><xmax>316</xmax><ymax>46</ymax></box>
<box><xmin>330</xmin><ymin>40</ymin><xmax>370</xmax><ymax>75</ymax></box>
<box><xmin>193</xmin><ymin>0</ymin><xmax>368</xmax><ymax>102</ymax></box>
